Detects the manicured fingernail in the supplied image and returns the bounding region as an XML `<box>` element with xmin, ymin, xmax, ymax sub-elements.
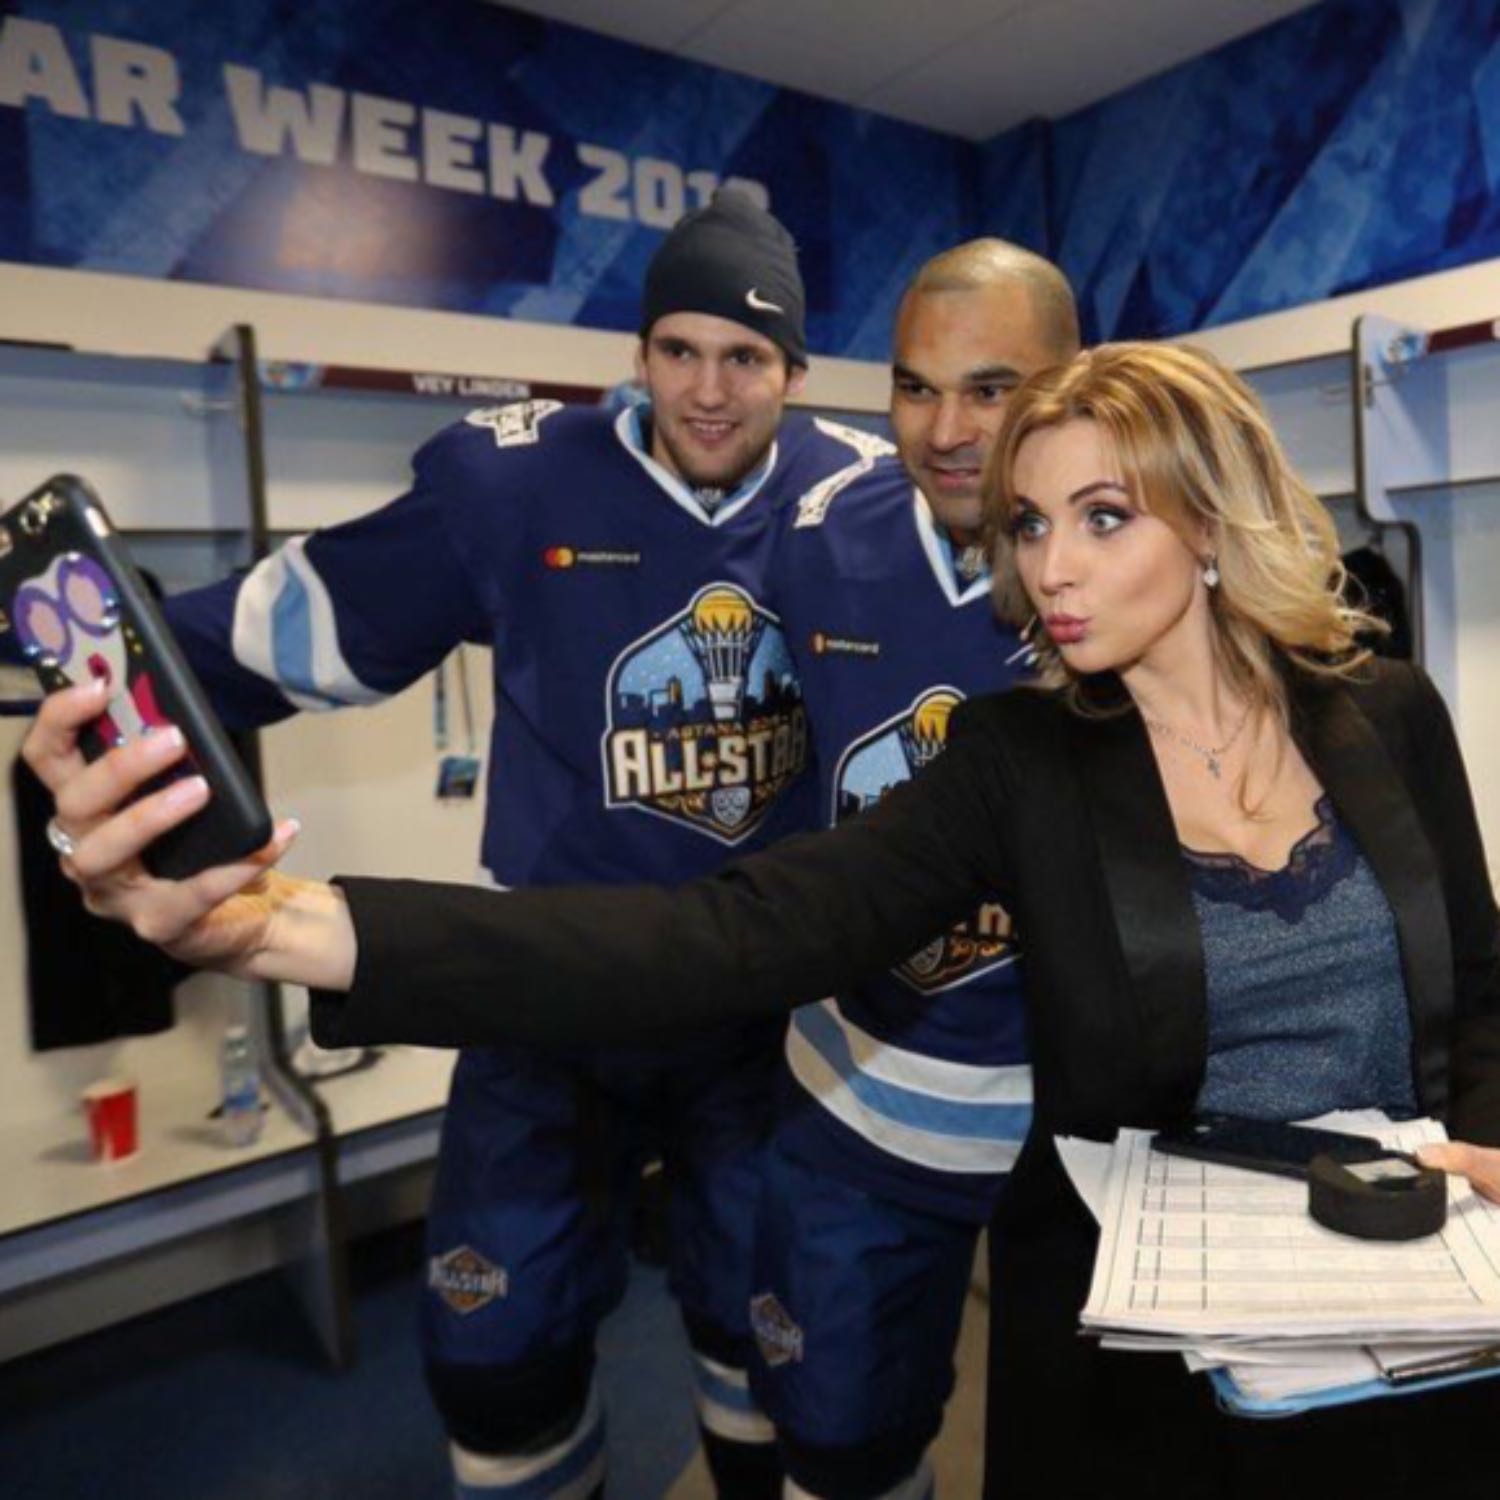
<box><xmin>164</xmin><ymin>775</ymin><xmax>208</xmax><ymax>807</ymax></box>
<box><xmin>152</xmin><ymin>727</ymin><xmax>185</xmax><ymax>753</ymax></box>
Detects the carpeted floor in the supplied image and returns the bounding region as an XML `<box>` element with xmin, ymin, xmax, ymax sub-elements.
<box><xmin>0</xmin><ymin>1223</ymin><xmax>701</xmax><ymax>1499</ymax></box>
<box><xmin>0</xmin><ymin>1223</ymin><xmax>986</xmax><ymax>1498</ymax></box>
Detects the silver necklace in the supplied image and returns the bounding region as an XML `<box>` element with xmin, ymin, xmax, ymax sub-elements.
<box><xmin>1143</xmin><ymin>702</ymin><xmax>1252</xmax><ymax>780</ymax></box>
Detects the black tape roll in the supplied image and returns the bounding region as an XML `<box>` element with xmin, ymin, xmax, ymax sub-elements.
<box><xmin>1307</xmin><ymin>1153</ymin><xmax>1447</xmax><ymax>1240</ymax></box>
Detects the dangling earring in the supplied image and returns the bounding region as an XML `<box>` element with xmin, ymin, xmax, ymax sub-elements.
<box><xmin>1202</xmin><ymin>554</ymin><xmax>1220</xmax><ymax>590</ymax></box>
<box><xmin>1021</xmin><ymin>613</ymin><xmax>1038</xmax><ymax>641</ymax></box>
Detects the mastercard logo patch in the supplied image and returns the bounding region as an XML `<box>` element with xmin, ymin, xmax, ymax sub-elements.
<box><xmin>543</xmin><ymin>546</ymin><xmax>577</xmax><ymax>569</ymax></box>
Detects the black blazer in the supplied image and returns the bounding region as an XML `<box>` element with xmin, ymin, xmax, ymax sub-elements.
<box><xmin>318</xmin><ymin>658</ymin><xmax>1500</xmax><ymax>1497</ymax></box>
<box><xmin>317</xmin><ymin>658</ymin><xmax>1500</xmax><ymax>1148</ymax></box>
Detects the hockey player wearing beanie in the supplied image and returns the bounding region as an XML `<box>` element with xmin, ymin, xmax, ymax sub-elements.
<box><xmin>158</xmin><ymin>188</ymin><xmax>879</xmax><ymax>1499</ymax></box>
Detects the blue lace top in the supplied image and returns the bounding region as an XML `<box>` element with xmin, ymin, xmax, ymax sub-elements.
<box><xmin>1185</xmin><ymin>794</ymin><xmax>1417</xmax><ymax>1121</ymax></box>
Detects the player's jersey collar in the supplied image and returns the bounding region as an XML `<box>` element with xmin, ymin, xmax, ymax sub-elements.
<box><xmin>911</xmin><ymin>488</ymin><xmax>992</xmax><ymax>607</ymax></box>
<box><xmin>616</xmin><ymin>405</ymin><xmax>779</xmax><ymax>528</ymax></box>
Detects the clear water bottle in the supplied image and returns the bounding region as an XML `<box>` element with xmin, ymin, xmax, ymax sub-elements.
<box><xmin>220</xmin><ymin>1024</ymin><xmax>263</xmax><ymax>1148</ymax></box>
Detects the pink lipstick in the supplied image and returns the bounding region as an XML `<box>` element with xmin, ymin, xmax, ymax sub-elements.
<box><xmin>1044</xmin><ymin>615</ymin><xmax>1089</xmax><ymax>644</ymax></box>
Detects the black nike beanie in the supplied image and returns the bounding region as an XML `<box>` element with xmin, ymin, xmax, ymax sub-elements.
<box><xmin>639</xmin><ymin>188</ymin><xmax>808</xmax><ymax>367</ymax></box>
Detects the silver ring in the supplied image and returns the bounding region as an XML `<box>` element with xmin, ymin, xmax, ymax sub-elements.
<box><xmin>45</xmin><ymin>817</ymin><xmax>78</xmax><ymax>859</ymax></box>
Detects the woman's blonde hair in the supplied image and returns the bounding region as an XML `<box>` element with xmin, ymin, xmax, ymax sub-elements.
<box><xmin>983</xmin><ymin>342</ymin><xmax>1381</xmax><ymax>728</ymax></box>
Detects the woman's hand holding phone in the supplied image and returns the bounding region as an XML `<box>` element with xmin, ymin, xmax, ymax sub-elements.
<box><xmin>22</xmin><ymin>678</ymin><xmax>355</xmax><ymax>990</ymax></box>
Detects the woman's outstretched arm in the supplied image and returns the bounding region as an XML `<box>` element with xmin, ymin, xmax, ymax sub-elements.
<box><xmin>24</xmin><ymin>678</ymin><xmax>1011</xmax><ymax>1052</ymax></box>
<box><xmin>314</xmin><ymin>736</ymin><xmax>1003</xmax><ymax>1049</ymax></box>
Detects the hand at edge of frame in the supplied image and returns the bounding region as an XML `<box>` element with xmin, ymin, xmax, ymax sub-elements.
<box><xmin>1416</xmin><ymin>1140</ymin><xmax>1500</xmax><ymax>1205</ymax></box>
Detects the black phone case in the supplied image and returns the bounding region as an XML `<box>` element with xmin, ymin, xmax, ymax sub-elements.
<box><xmin>0</xmin><ymin>474</ymin><xmax>272</xmax><ymax>879</ymax></box>
<box><xmin>1153</xmin><ymin>1113</ymin><xmax>1387</xmax><ymax>1181</ymax></box>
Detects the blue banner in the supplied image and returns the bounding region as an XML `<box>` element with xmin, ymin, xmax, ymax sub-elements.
<box><xmin>982</xmin><ymin>0</ymin><xmax>1500</xmax><ymax>341</ymax></box>
<box><xmin>0</xmin><ymin>0</ymin><xmax>984</xmax><ymax>360</ymax></box>
<box><xmin>8</xmin><ymin>0</ymin><xmax>1497</xmax><ymax>355</ymax></box>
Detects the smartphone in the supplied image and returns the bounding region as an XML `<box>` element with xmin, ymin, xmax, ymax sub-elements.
<box><xmin>1153</xmin><ymin>1113</ymin><xmax>1388</xmax><ymax>1181</ymax></box>
<box><xmin>0</xmin><ymin>474</ymin><xmax>272</xmax><ymax>879</ymax></box>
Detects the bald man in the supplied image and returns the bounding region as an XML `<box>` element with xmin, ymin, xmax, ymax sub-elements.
<box><xmin>751</xmin><ymin>242</ymin><xmax>1081</xmax><ymax>1500</ymax></box>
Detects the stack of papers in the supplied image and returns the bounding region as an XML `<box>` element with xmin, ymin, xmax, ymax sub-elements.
<box><xmin>1060</xmin><ymin>1114</ymin><xmax>1500</xmax><ymax>1413</ymax></box>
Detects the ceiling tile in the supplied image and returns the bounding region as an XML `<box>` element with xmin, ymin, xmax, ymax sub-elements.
<box><xmin>496</xmin><ymin>0</ymin><xmax>718</xmax><ymax>52</ymax></box>
<box><xmin>867</xmin><ymin>0</ymin><xmax>1172</xmax><ymax>137</ymax></box>
<box><xmin>485</xmin><ymin>0</ymin><xmax>1325</xmax><ymax>139</ymax></box>
<box><xmin>681</xmin><ymin>11</ymin><xmax>906</xmax><ymax>99</ymax></box>
<box><xmin>680</xmin><ymin>37</ymin><xmax>898</xmax><ymax>103</ymax></box>
<box><xmin>691</xmin><ymin>0</ymin><xmax>1023</xmax><ymax>57</ymax></box>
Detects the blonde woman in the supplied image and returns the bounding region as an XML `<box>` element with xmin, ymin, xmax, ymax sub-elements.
<box><xmin>28</xmin><ymin>344</ymin><xmax>1500</xmax><ymax>1497</ymax></box>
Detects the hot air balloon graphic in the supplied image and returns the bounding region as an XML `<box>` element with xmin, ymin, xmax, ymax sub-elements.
<box><xmin>897</xmin><ymin>689</ymin><xmax>960</xmax><ymax>775</ymax></box>
<box><xmin>678</xmin><ymin>584</ymin><xmax>766</xmax><ymax>724</ymax></box>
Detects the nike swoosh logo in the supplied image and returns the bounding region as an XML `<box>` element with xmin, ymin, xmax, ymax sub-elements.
<box><xmin>746</xmin><ymin>288</ymin><xmax>785</xmax><ymax>314</ymax></box>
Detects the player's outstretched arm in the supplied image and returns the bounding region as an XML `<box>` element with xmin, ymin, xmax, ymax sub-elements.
<box><xmin>164</xmin><ymin>426</ymin><xmax>494</xmax><ymax>730</ymax></box>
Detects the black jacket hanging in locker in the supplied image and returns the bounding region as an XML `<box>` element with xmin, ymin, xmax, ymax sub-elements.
<box><xmin>12</xmin><ymin>756</ymin><xmax>188</xmax><ymax>1051</ymax></box>
<box><xmin>1342</xmin><ymin>545</ymin><xmax>1413</xmax><ymax>660</ymax></box>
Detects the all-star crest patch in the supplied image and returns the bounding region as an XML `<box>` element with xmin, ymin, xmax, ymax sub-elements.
<box><xmin>428</xmin><ymin>1245</ymin><xmax>509</xmax><ymax>1315</ymax></box>
<box><xmin>749</xmin><ymin>1291</ymin><xmax>805</xmax><ymax>1368</ymax></box>
<box><xmin>834</xmin><ymin>686</ymin><xmax>1017</xmax><ymax>991</ymax></box>
<box><xmin>601</xmin><ymin>582</ymin><xmax>809</xmax><ymax>845</ymax></box>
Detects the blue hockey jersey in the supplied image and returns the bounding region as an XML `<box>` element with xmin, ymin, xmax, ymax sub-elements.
<box><xmin>165</xmin><ymin>402</ymin><xmax>886</xmax><ymax>889</ymax></box>
<box><xmin>768</xmin><ymin>454</ymin><xmax>1033</xmax><ymax>1221</ymax></box>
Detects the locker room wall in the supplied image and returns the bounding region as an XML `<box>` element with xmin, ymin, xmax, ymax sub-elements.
<box><xmin>0</xmin><ymin>261</ymin><xmax>891</xmax><ymax>416</ymax></box>
<box><xmin>1191</xmin><ymin>274</ymin><xmax>1500</xmax><ymax>891</ymax></box>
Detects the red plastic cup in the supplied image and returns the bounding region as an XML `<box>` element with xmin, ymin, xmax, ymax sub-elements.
<box><xmin>82</xmin><ymin>1077</ymin><xmax>139</xmax><ymax>1163</ymax></box>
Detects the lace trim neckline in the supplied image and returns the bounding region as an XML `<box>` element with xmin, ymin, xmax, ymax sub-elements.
<box><xmin>1180</xmin><ymin>792</ymin><xmax>1335</xmax><ymax>878</ymax></box>
<box><xmin>1180</xmin><ymin>794</ymin><xmax>1356</xmax><ymax>924</ymax></box>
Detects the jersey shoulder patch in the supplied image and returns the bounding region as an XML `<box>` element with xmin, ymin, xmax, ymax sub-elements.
<box><xmin>464</xmin><ymin>399</ymin><xmax>565</xmax><ymax>448</ymax></box>
<box><xmin>794</xmin><ymin>451</ymin><xmax>907</xmax><ymax>530</ymax></box>
<box><xmin>794</xmin><ymin>460</ymin><xmax>876</xmax><ymax>529</ymax></box>
<box><xmin>793</xmin><ymin>424</ymin><xmax>897</xmax><ymax>529</ymax></box>
<box><xmin>813</xmin><ymin>417</ymin><xmax>895</xmax><ymax>463</ymax></box>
